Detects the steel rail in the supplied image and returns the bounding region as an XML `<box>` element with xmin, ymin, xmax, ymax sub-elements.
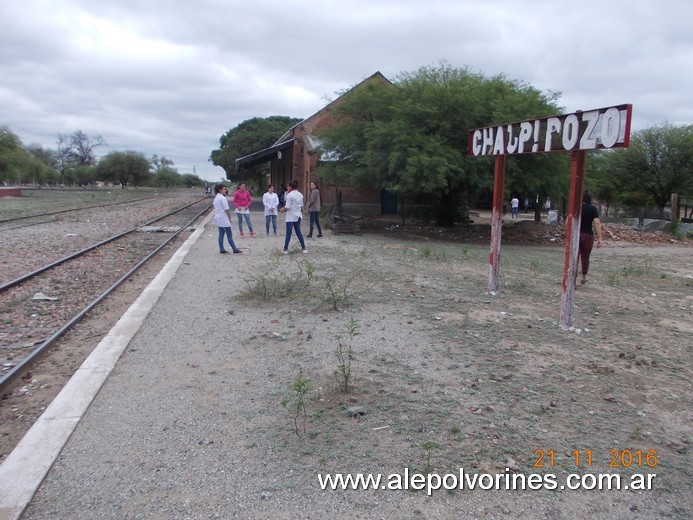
<box><xmin>0</xmin><ymin>204</ymin><xmax>211</xmax><ymax>394</ymax></box>
<box><xmin>0</xmin><ymin>194</ymin><xmax>165</xmax><ymax>225</ymax></box>
<box><xmin>0</xmin><ymin>218</ymin><xmax>58</xmax><ymax>232</ymax></box>
<box><xmin>0</xmin><ymin>199</ymin><xmax>210</xmax><ymax>293</ymax></box>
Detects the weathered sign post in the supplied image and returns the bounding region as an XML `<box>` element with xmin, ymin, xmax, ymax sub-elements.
<box><xmin>488</xmin><ymin>154</ymin><xmax>506</xmax><ymax>294</ymax></box>
<box><xmin>468</xmin><ymin>104</ymin><xmax>632</xmax><ymax>327</ymax></box>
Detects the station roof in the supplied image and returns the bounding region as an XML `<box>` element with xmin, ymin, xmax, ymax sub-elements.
<box><xmin>235</xmin><ymin>138</ymin><xmax>295</xmax><ymax>172</ymax></box>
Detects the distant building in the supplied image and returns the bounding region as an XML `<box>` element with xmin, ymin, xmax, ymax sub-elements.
<box><xmin>235</xmin><ymin>72</ymin><xmax>398</xmax><ymax>216</ymax></box>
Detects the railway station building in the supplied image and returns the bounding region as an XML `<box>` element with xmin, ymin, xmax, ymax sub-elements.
<box><xmin>234</xmin><ymin>71</ymin><xmax>398</xmax><ymax>217</ymax></box>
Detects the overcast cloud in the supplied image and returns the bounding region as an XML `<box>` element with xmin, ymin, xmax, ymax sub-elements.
<box><xmin>1</xmin><ymin>0</ymin><xmax>691</xmax><ymax>181</ymax></box>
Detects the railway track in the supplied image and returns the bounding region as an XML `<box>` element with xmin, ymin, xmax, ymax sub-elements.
<box><xmin>0</xmin><ymin>191</ymin><xmax>206</xmax><ymax>285</ymax></box>
<box><xmin>0</xmin><ymin>194</ymin><xmax>160</xmax><ymax>230</ymax></box>
<box><xmin>0</xmin><ymin>197</ymin><xmax>212</xmax><ymax>395</ymax></box>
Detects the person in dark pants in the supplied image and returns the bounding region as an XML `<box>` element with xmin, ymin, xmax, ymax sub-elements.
<box><xmin>576</xmin><ymin>191</ymin><xmax>602</xmax><ymax>285</ymax></box>
<box><xmin>306</xmin><ymin>182</ymin><xmax>323</xmax><ymax>238</ymax></box>
<box><xmin>279</xmin><ymin>180</ymin><xmax>307</xmax><ymax>254</ymax></box>
<box><xmin>279</xmin><ymin>184</ymin><xmax>287</xmax><ymax>209</ymax></box>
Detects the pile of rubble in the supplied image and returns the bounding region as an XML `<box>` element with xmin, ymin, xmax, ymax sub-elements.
<box><xmin>599</xmin><ymin>223</ymin><xmax>687</xmax><ymax>245</ymax></box>
<box><xmin>501</xmin><ymin>221</ymin><xmax>688</xmax><ymax>246</ymax></box>
<box><xmin>363</xmin><ymin>216</ymin><xmax>691</xmax><ymax>247</ymax></box>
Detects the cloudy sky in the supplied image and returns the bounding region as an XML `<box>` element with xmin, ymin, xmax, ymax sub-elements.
<box><xmin>2</xmin><ymin>0</ymin><xmax>691</xmax><ymax>181</ymax></box>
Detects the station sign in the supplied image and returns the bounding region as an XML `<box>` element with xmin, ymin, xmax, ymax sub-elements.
<box><xmin>468</xmin><ymin>104</ymin><xmax>632</xmax><ymax>156</ymax></box>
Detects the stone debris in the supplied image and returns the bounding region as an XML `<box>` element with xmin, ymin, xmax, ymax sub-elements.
<box><xmin>347</xmin><ymin>406</ymin><xmax>367</xmax><ymax>417</ymax></box>
<box><xmin>31</xmin><ymin>292</ymin><xmax>59</xmax><ymax>301</ymax></box>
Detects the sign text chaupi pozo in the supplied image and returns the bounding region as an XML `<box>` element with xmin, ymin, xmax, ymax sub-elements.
<box><xmin>468</xmin><ymin>104</ymin><xmax>632</xmax><ymax>156</ymax></box>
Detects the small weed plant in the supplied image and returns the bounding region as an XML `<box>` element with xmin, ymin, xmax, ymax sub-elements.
<box><xmin>322</xmin><ymin>272</ymin><xmax>362</xmax><ymax>310</ymax></box>
<box><xmin>668</xmin><ymin>219</ymin><xmax>683</xmax><ymax>239</ymax></box>
<box><xmin>305</xmin><ymin>260</ymin><xmax>316</xmax><ymax>280</ymax></box>
<box><xmin>243</xmin><ymin>258</ymin><xmax>312</xmax><ymax>299</ymax></box>
<box><xmin>420</xmin><ymin>441</ymin><xmax>440</xmax><ymax>473</ymax></box>
<box><xmin>607</xmin><ymin>257</ymin><xmax>654</xmax><ymax>286</ymax></box>
<box><xmin>334</xmin><ymin>317</ymin><xmax>359</xmax><ymax>393</ymax></box>
<box><xmin>281</xmin><ymin>374</ymin><xmax>313</xmax><ymax>437</ymax></box>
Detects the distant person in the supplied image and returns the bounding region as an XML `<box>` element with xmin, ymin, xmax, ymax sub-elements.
<box><xmin>511</xmin><ymin>196</ymin><xmax>519</xmax><ymax>219</ymax></box>
<box><xmin>204</xmin><ymin>183</ymin><xmax>211</xmax><ymax>197</ymax></box>
<box><xmin>576</xmin><ymin>191</ymin><xmax>602</xmax><ymax>286</ymax></box>
<box><xmin>306</xmin><ymin>182</ymin><xmax>323</xmax><ymax>238</ymax></box>
<box><xmin>212</xmin><ymin>184</ymin><xmax>242</xmax><ymax>255</ymax></box>
<box><xmin>279</xmin><ymin>180</ymin><xmax>307</xmax><ymax>254</ymax></box>
<box><xmin>232</xmin><ymin>182</ymin><xmax>255</xmax><ymax>237</ymax></box>
<box><xmin>279</xmin><ymin>184</ymin><xmax>287</xmax><ymax>208</ymax></box>
<box><xmin>263</xmin><ymin>184</ymin><xmax>279</xmax><ymax>236</ymax></box>
<box><xmin>524</xmin><ymin>197</ymin><xmax>530</xmax><ymax>213</ymax></box>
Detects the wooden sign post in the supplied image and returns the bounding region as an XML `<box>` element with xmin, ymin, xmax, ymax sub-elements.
<box><xmin>488</xmin><ymin>155</ymin><xmax>506</xmax><ymax>293</ymax></box>
<box><xmin>560</xmin><ymin>150</ymin><xmax>587</xmax><ymax>325</ymax></box>
<box><xmin>469</xmin><ymin>104</ymin><xmax>632</xmax><ymax>327</ymax></box>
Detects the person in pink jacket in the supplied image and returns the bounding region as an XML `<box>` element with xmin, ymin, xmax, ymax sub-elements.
<box><xmin>232</xmin><ymin>182</ymin><xmax>255</xmax><ymax>237</ymax></box>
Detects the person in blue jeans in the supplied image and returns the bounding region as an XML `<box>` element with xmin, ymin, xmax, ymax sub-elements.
<box><xmin>262</xmin><ymin>184</ymin><xmax>279</xmax><ymax>236</ymax></box>
<box><xmin>306</xmin><ymin>182</ymin><xmax>323</xmax><ymax>238</ymax></box>
<box><xmin>232</xmin><ymin>182</ymin><xmax>255</xmax><ymax>237</ymax></box>
<box><xmin>279</xmin><ymin>180</ymin><xmax>307</xmax><ymax>254</ymax></box>
<box><xmin>212</xmin><ymin>184</ymin><xmax>242</xmax><ymax>254</ymax></box>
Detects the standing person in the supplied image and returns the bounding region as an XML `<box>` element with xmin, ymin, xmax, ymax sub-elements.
<box><xmin>212</xmin><ymin>184</ymin><xmax>242</xmax><ymax>255</ymax></box>
<box><xmin>306</xmin><ymin>182</ymin><xmax>323</xmax><ymax>238</ymax></box>
<box><xmin>263</xmin><ymin>184</ymin><xmax>280</xmax><ymax>236</ymax></box>
<box><xmin>279</xmin><ymin>184</ymin><xmax>287</xmax><ymax>209</ymax></box>
<box><xmin>510</xmin><ymin>196</ymin><xmax>519</xmax><ymax>219</ymax></box>
<box><xmin>576</xmin><ymin>191</ymin><xmax>603</xmax><ymax>286</ymax></box>
<box><xmin>232</xmin><ymin>182</ymin><xmax>255</xmax><ymax>237</ymax></box>
<box><xmin>279</xmin><ymin>180</ymin><xmax>307</xmax><ymax>254</ymax></box>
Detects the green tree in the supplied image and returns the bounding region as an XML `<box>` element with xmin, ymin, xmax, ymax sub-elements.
<box><xmin>607</xmin><ymin>124</ymin><xmax>693</xmax><ymax>217</ymax></box>
<box><xmin>150</xmin><ymin>169</ymin><xmax>182</xmax><ymax>188</ymax></box>
<box><xmin>150</xmin><ymin>154</ymin><xmax>176</xmax><ymax>173</ymax></box>
<box><xmin>210</xmin><ymin>116</ymin><xmax>301</xmax><ymax>180</ymax></box>
<box><xmin>95</xmin><ymin>151</ymin><xmax>151</xmax><ymax>187</ymax></box>
<box><xmin>73</xmin><ymin>164</ymin><xmax>97</xmax><ymax>187</ymax></box>
<box><xmin>148</xmin><ymin>154</ymin><xmax>183</xmax><ymax>187</ymax></box>
<box><xmin>0</xmin><ymin>127</ymin><xmax>58</xmax><ymax>186</ymax></box>
<box><xmin>585</xmin><ymin>150</ymin><xmax>622</xmax><ymax>217</ymax></box>
<box><xmin>26</xmin><ymin>144</ymin><xmax>57</xmax><ymax>170</ymax></box>
<box><xmin>181</xmin><ymin>173</ymin><xmax>204</xmax><ymax>187</ymax></box>
<box><xmin>0</xmin><ymin>126</ymin><xmax>24</xmax><ymax>183</ymax></box>
<box><xmin>316</xmin><ymin>63</ymin><xmax>567</xmax><ymax>226</ymax></box>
